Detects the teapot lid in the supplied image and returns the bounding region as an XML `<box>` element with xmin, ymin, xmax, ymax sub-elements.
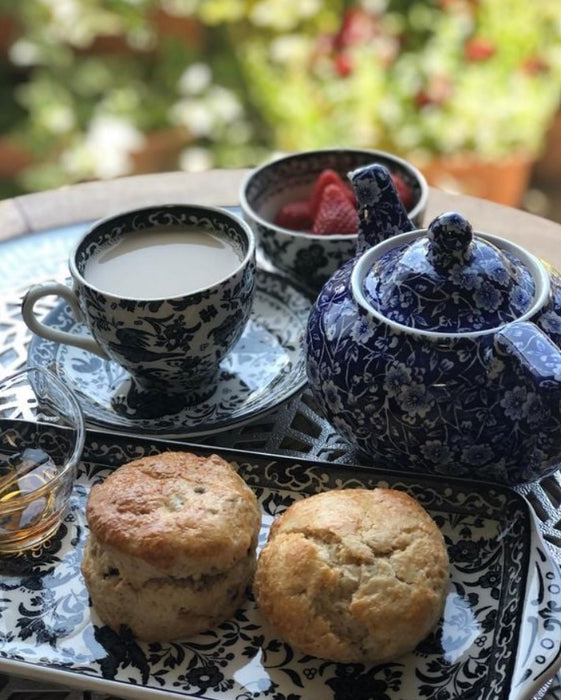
<box><xmin>360</xmin><ymin>212</ymin><xmax>536</xmax><ymax>332</ymax></box>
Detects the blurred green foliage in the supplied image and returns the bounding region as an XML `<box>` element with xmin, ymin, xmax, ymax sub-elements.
<box><xmin>0</xmin><ymin>0</ymin><xmax>560</xmax><ymax>195</ymax></box>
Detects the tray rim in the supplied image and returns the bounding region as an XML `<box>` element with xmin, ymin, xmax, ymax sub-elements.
<box><xmin>0</xmin><ymin>424</ymin><xmax>560</xmax><ymax>700</ymax></box>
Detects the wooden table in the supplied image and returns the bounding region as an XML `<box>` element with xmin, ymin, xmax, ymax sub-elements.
<box><xmin>1</xmin><ymin>170</ymin><xmax>561</xmax><ymax>700</ymax></box>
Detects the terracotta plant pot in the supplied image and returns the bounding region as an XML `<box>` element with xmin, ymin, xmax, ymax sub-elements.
<box><xmin>130</xmin><ymin>128</ymin><xmax>191</xmax><ymax>174</ymax></box>
<box><xmin>418</xmin><ymin>155</ymin><xmax>533</xmax><ymax>208</ymax></box>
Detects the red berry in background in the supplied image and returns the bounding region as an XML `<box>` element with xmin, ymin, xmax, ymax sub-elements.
<box><xmin>335</xmin><ymin>51</ymin><xmax>354</xmax><ymax>77</ymax></box>
<box><xmin>464</xmin><ymin>37</ymin><xmax>495</xmax><ymax>61</ymax></box>
<box><xmin>414</xmin><ymin>89</ymin><xmax>433</xmax><ymax>109</ymax></box>
<box><xmin>334</xmin><ymin>7</ymin><xmax>377</xmax><ymax>50</ymax></box>
<box><xmin>275</xmin><ymin>199</ymin><xmax>313</xmax><ymax>231</ymax></box>
<box><xmin>312</xmin><ymin>183</ymin><xmax>359</xmax><ymax>235</ymax></box>
<box><xmin>391</xmin><ymin>173</ymin><xmax>414</xmax><ymax>210</ymax></box>
<box><xmin>522</xmin><ymin>55</ymin><xmax>548</xmax><ymax>75</ymax></box>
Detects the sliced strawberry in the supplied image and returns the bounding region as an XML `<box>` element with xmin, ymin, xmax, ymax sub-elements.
<box><xmin>310</xmin><ymin>168</ymin><xmax>356</xmax><ymax>216</ymax></box>
<box><xmin>391</xmin><ymin>173</ymin><xmax>415</xmax><ymax>210</ymax></box>
<box><xmin>275</xmin><ymin>199</ymin><xmax>313</xmax><ymax>231</ymax></box>
<box><xmin>312</xmin><ymin>182</ymin><xmax>359</xmax><ymax>235</ymax></box>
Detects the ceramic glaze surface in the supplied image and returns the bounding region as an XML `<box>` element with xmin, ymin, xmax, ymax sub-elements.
<box><xmin>1</xmin><ymin>423</ymin><xmax>560</xmax><ymax>700</ymax></box>
<box><xmin>305</xmin><ymin>164</ymin><xmax>561</xmax><ymax>485</ymax></box>
<box><xmin>362</xmin><ymin>213</ymin><xmax>535</xmax><ymax>332</ymax></box>
<box><xmin>28</xmin><ymin>270</ymin><xmax>311</xmax><ymax>436</ymax></box>
<box><xmin>23</xmin><ymin>205</ymin><xmax>256</xmax><ymax>408</ymax></box>
<box><xmin>307</xmin><ymin>261</ymin><xmax>561</xmax><ymax>484</ymax></box>
<box><xmin>75</xmin><ymin>207</ymin><xmax>254</xmax><ymax>396</ymax></box>
<box><xmin>240</xmin><ymin>149</ymin><xmax>428</xmax><ymax>292</ymax></box>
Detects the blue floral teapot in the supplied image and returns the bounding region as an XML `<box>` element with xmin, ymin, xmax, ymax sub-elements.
<box><xmin>306</xmin><ymin>164</ymin><xmax>561</xmax><ymax>484</ymax></box>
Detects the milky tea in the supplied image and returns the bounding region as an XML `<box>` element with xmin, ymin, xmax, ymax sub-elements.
<box><xmin>84</xmin><ymin>226</ymin><xmax>244</xmax><ymax>298</ymax></box>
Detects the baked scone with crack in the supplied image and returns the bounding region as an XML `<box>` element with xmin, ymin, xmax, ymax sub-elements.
<box><xmin>81</xmin><ymin>451</ymin><xmax>261</xmax><ymax>641</ymax></box>
<box><xmin>254</xmin><ymin>487</ymin><xmax>449</xmax><ymax>664</ymax></box>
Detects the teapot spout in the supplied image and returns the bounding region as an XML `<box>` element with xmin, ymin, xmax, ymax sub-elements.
<box><xmin>494</xmin><ymin>321</ymin><xmax>561</xmax><ymax>475</ymax></box>
<box><xmin>494</xmin><ymin>321</ymin><xmax>561</xmax><ymax>390</ymax></box>
<box><xmin>349</xmin><ymin>163</ymin><xmax>415</xmax><ymax>254</ymax></box>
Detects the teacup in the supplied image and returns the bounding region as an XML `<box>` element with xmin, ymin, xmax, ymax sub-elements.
<box><xmin>22</xmin><ymin>204</ymin><xmax>256</xmax><ymax>414</ymax></box>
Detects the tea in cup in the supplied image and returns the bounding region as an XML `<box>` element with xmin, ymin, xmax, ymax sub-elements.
<box><xmin>22</xmin><ymin>205</ymin><xmax>256</xmax><ymax>413</ymax></box>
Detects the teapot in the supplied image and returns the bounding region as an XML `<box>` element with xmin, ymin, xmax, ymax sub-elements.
<box><xmin>305</xmin><ymin>164</ymin><xmax>561</xmax><ymax>485</ymax></box>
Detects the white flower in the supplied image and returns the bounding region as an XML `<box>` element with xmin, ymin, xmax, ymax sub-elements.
<box><xmin>249</xmin><ymin>0</ymin><xmax>322</xmax><ymax>30</ymax></box>
<box><xmin>170</xmin><ymin>98</ymin><xmax>215</xmax><ymax>136</ymax></box>
<box><xmin>179</xmin><ymin>147</ymin><xmax>213</xmax><ymax>172</ymax></box>
<box><xmin>207</xmin><ymin>86</ymin><xmax>243</xmax><ymax>121</ymax></box>
<box><xmin>178</xmin><ymin>63</ymin><xmax>212</xmax><ymax>95</ymax></box>
<box><xmin>38</xmin><ymin>0</ymin><xmax>121</xmax><ymax>47</ymax></box>
<box><xmin>269</xmin><ymin>35</ymin><xmax>311</xmax><ymax>65</ymax></box>
<box><xmin>41</xmin><ymin>104</ymin><xmax>76</xmax><ymax>134</ymax></box>
<box><xmin>9</xmin><ymin>39</ymin><xmax>40</xmax><ymax>67</ymax></box>
<box><xmin>171</xmin><ymin>86</ymin><xmax>243</xmax><ymax>136</ymax></box>
<box><xmin>62</xmin><ymin>115</ymin><xmax>144</xmax><ymax>179</ymax></box>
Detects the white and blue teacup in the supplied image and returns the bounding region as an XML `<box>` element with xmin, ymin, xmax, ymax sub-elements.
<box><xmin>22</xmin><ymin>204</ymin><xmax>256</xmax><ymax>415</ymax></box>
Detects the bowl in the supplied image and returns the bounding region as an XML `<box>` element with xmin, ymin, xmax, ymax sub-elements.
<box><xmin>0</xmin><ymin>366</ymin><xmax>85</xmax><ymax>553</ymax></box>
<box><xmin>239</xmin><ymin>148</ymin><xmax>428</xmax><ymax>292</ymax></box>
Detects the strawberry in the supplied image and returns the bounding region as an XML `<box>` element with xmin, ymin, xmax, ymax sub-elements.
<box><xmin>275</xmin><ymin>199</ymin><xmax>313</xmax><ymax>231</ymax></box>
<box><xmin>312</xmin><ymin>182</ymin><xmax>359</xmax><ymax>235</ymax></box>
<box><xmin>391</xmin><ymin>173</ymin><xmax>415</xmax><ymax>210</ymax></box>
<box><xmin>310</xmin><ymin>168</ymin><xmax>356</xmax><ymax>216</ymax></box>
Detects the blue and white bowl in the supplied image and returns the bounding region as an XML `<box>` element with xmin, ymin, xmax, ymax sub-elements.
<box><xmin>239</xmin><ymin>148</ymin><xmax>428</xmax><ymax>292</ymax></box>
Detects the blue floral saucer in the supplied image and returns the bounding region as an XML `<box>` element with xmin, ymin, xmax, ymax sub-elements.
<box><xmin>27</xmin><ymin>270</ymin><xmax>311</xmax><ymax>437</ymax></box>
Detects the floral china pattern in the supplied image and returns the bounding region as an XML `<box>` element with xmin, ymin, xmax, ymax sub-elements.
<box><xmin>306</xmin><ymin>165</ymin><xmax>561</xmax><ymax>485</ymax></box>
<box><xmin>362</xmin><ymin>214</ymin><xmax>536</xmax><ymax>333</ymax></box>
<box><xmin>73</xmin><ymin>206</ymin><xmax>256</xmax><ymax>397</ymax></box>
<box><xmin>258</xmin><ymin>228</ymin><xmax>356</xmax><ymax>293</ymax></box>
<box><xmin>240</xmin><ymin>149</ymin><xmax>427</xmax><ymax>292</ymax></box>
<box><xmin>307</xmin><ymin>259</ymin><xmax>561</xmax><ymax>485</ymax></box>
<box><xmin>28</xmin><ymin>270</ymin><xmax>311</xmax><ymax>437</ymax></box>
<box><xmin>0</xmin><ymin>425</ymin><xmax>560</xmax><ymax>700</ymax></box>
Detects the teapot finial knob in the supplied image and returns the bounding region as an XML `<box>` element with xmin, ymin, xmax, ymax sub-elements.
<box><xmin>348</xmin><ymin>163</ymin><xmax>415</xmax><ymax>254</ymax></box>
<box><xmin>427</xmin><ymin>212</ymin><xmax>473</xmax><ymax>268</ymax></box>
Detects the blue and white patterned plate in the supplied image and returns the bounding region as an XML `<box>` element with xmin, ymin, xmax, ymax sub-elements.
<box><xmin>27</xmin><ymin>269</ymin><xmax>311</xmax><ymax>437</ymax></box>
<box><xmin>0</xmin><ymin>424</ymin><xmax>560</xmax><ymax>700</ymax></box>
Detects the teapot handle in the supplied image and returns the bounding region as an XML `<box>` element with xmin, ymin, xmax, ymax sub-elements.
<box><xmin>494</xmin><ymin>321</ymin><xmax>561</xmax><ymax>389</ymax></box>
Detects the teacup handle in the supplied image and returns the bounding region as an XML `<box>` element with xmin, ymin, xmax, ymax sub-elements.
<box><xmin>22</xmin><ymin>282</ymin><xmax>109</xmax><ymax>359</ymax></box>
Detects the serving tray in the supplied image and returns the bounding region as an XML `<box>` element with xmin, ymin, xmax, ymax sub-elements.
<box><xmin>0</xmin><ymin>422</ymin><xmax>560</xmax><ymax>700</ymax></box>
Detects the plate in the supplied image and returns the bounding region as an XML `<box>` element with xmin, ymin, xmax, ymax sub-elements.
<box><xmin>0</xmin><ymin>423</ymin><xmax>560</xmax><ymax>700</ymax></box>
<box><xmin>27</xmin><ymin>269</ymin><xmax>312</xmax><ymax>437</ymax></box>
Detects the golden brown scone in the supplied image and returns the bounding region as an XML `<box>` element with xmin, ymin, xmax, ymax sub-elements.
<box><xmin>81</xmin><ymin>451</ymin><xmax>261</xmax><ymax>641</ymax></box>
<box><xmin>254</xmin><ymin>488</ymin><xmax>449</xmax><ymax>664</ymax></box>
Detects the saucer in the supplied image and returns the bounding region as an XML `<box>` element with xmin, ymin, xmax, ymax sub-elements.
<box><xmin>28</xmin><ymin>270</ymin><xmax>312</xmax><ymax>437</ymax></box>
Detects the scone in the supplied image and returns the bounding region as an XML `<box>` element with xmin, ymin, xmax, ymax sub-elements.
<box><xmin>254</xmin><ymin>488</ymin><xmax>449</xmax><ymax>664</ymax></box>
<box><xmin>81</xmin><ymin>451</ymin><xmax>261</xmax><ymax>641</ymax></box>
